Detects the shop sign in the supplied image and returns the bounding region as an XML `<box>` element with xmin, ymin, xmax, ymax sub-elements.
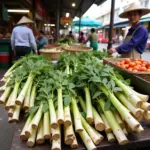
<box><xmin>3</xmin><ymin>7</ymin><xmax>8</xmax><ymax>21</ymax></box>
<box><xmin>36</xmin><ymin>0</ymin><xmax>44</xmax><ymax>20</ymax></box>
<box><xmin>60</xmin><ymin>17</ymin><xmax>73</xmax><ymax>25</ymax></box>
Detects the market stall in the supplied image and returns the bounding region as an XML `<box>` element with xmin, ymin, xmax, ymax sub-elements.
<box><xmin>0</xmin><ymin>39</ymin><xmax>12</xmax><ymax>69</ymax></box>
<box><xmin>0</xmin><ymin>52</ymin><xmax>150</xmax><ymax>150</ymax></box>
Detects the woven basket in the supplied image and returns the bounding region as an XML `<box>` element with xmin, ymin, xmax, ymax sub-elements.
<box><xmin>103</xmin><ymin>58</ymin><xmax>150</xmax><ymax>82</ymax></box>
<box><xmin>39</xmin><ymin>45</ymin><xmax>64</xmax><ymax>60</ymax></box>
<box><xmin>62</xmin><ymin>45</ymin><xmax>93</xmax><ymax>54</ymax></box>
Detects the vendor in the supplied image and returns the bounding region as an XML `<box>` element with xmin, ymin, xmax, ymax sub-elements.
<box><xmin>11</xmin><ymin>16</ymin><xmax>37</xmax><ymax>59</ymax></box>
<box><xmin>85</xmin><ymin>28</ymin><xmax>98</xmax><ymax>51</ymax></box>
<box><xmin>79</xmin><ymin>32</ymin><xmax>86</xmax><ymax>44</ymax></box>
<box><xmin>36</xmin><ymin>30</ymin><xmax>48</xmax><ymax>49</ymax></box>
<box><xmin>67</xmin><ymin>31</ymin><xmax>75</xmax><ymax>40</ymax></box>
<box><xmin>108</xmin><ymin>3</ymin><xmax>150</xmax><ymax>58</ymax></box>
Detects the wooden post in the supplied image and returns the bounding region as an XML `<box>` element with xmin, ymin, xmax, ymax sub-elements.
<box><xmin>107</xmin><ymin>0</ymin><xmax>115</xmax><ymax>50</ymax></box>
<box><xmin>78</xmin><ymin>8</ymin><xmax>81</xmax><ymax>42</ymax></box>
<box><xmin>32</xmin><ymin>0</ymin><xmax>36</xmax><ymax>29</ymax></box>
<box><xmin>56</xmin><ymin>0</ymin><xmax>60</xmax><ymax>41</ymax></box>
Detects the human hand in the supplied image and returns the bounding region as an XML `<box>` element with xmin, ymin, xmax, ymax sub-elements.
<box><xmin>108</xmin><ymin>48</ymin><xmax>116</xmax><ymax>54</ymax></box>
<box><xmin>35</xmin><ymin>50</ymin><xmax>38</xmax><ymax>55</ymax></box>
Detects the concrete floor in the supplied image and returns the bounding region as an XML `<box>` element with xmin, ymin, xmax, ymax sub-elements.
<box><xmin>0</xmin><ymin>70</ymin><xmax>16</xmax><ymax>150</ymax></box>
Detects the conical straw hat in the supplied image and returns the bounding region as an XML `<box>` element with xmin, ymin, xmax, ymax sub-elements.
<box><xmin>119</xmin><ymin>3</ymin><xmax>150</xmax><ymax>18</ymax></box>
<box><xmin>17</xmin><ymin>16</ymin><xmax>34</xmax><ymax>25</ymax></box>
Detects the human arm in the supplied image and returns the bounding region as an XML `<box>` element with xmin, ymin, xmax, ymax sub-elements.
<box><xmin>116</xmin><ymin>28</ymin><xmax>148</xmax><ymax>54</ymax></box>
<box><xmin>28</xmin><ymin>30</ymin><xmax>37</xmax><ymax>53</ymax></box>
<box><xmin>85</xmin><ymin>35</ymin><xmax>90</xmax><ymax>43</ymax></box>
<box><xmin>11</xmin><ymin>30</ymin><xmax>15</xmax><ymax>51</ymax></box>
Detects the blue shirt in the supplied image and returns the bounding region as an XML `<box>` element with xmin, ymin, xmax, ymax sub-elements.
<box><xmin>116</xmin><ymin>23</ymin><xmax>148</xmax><ymax>54</ymax></box>
<box><xmin>36</xmin><ymin>36</ymin><xmax>48</xmax><ymax>49</ymax></box>
<box><xmin>11</xmin><ymin>25</ymin><xmax>37</xmax><ymax>51</ymax></box>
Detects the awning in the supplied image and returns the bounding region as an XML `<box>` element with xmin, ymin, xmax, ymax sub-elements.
<box><xmin>103</xmin><ymin>22</ymin><xmax>128</xmax><ymax>29</ymax></box>
<box><xmin>140</xmin><ymin>17</ymin><xmax>150</xmax><ymax>23</ymax></box>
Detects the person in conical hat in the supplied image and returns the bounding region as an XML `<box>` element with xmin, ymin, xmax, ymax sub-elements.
<box><xmin>11</xmin><ymin>16</ymin><xmax>37</xmax><ymax>59</ymax></box>
<box><xmin>108</xmin><ymin>3</ymin><xmax>150</xmax><ymax>58</ymax></box>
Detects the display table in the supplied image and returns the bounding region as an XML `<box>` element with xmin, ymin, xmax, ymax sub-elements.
<box><xmin>0</xmin><ymin>39</ymin><xmax>12</xmax><ymax>69</ymax></box>
<box><xmin>11</xmin><ymin>116</ymin><xmax>150</xmax><ymax>150</ymax></box>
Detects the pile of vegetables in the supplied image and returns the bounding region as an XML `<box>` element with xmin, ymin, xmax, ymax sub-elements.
<box><xmin>116</xmin><ymin>58</ymin><xmax>150</xmax><ymax>72</ymax></box>
<box><xmin>56</xmin><ymin>37</ymin><xmax>75</xmax><ymax>45</ymax></box>
<box><xmin>0</xmin><ymin>52</ymin><xmax>150</xmax><ymax>150</ymax></box>
<box><xmin>39</xmin><ymin>45</ymin><xmax>63</xmax><ymax>53</ymax></box>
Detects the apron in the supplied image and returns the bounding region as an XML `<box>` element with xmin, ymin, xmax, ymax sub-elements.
<box><xmin>90</xmin><ymin>42</ymin><xmax>98</xmax><ymax>51</ymax></box>
<box><xmin>121</xmin><ymin>25</ymin><xmax>142</xmax><ymax>58</ymax></box>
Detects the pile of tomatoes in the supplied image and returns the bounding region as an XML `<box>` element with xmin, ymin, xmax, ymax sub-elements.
<box><xmin>116</xmin><ymin>58</ymin><xmax>150</xmax><ymax>72</ymax></box>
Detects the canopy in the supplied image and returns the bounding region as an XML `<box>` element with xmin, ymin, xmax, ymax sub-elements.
<box><xmin>73</xmin><ymin>17</ymin><xmax>103</xmax><ymax>27</ymax></box>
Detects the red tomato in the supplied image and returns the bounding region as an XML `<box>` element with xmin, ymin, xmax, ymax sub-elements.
<box><xmin>124</xmin><ymin>58</ymin><xmax>130</xmax><ymax>64</ymax></box>
<box><xmin>129</xmin><ymin>62</ymin><xmax>136</xmax><ymax>67</ymax></box>
<box><xmin>124</xmin><ymin>64</ymin><xmax>129</xmax><ymax>69</ymax></box>
<box><xmin>133</xmin><ymin>69</ymin><xmax>138</xmax><ymax>72</ymax></box>
<box><xmin>120</xmin><ymin>60</ymin><xmax>125</xmax><ymax>65</ymax></box>
<box><xmin>136</xmin><ymin>61</ymin><xmax>142</xmax><ymax>65</ymax></box>
<box><xmin>128</xmin><ymin>67</ymin><xmax>133</xmax><ymax>71</ymax></box>
<box><xmin>140</xmin><ymin>67</ymin><xmax>147</xmax><ymax>72</ymax></box>
<box><xmin>147</xmin><ymin>69</ymin><xmax>150</xmax><ymax>72</ymax></box>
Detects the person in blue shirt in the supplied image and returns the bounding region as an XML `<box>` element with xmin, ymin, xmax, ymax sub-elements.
<box><xmin>108</xmin><ymin>3</ymin><xmax>150</xmax><ymax>58</ymax></box>
<box><xmin>11</xmin><ymin>16</ymin><xmax>37</xmax><ymax>59</ymax></box>
<box><xmin>36</xmin><ymin>30</ymin><xmax>48</xmax><ymax>50</ymax></box>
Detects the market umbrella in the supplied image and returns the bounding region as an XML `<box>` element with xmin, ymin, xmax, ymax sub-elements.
<box><xmin>73</xmin><ymin>17</ymin><xmax>103</xmax><ymax>27</ymax></box>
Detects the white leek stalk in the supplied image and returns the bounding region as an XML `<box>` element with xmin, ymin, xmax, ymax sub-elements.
<box><xmin>27</xmin><ymin>127</ymin><xmax>37</xmax><ymax>147</ymax></box>
<box><xmin>101</xmin><ymin>113</ymin><xmax>112</xmax><ymax>133</ymax></box>
<box><xmin>16</xmin><ymin>73</ymin><xmax>35</xmax><ymax>105</ymax></box>
<box><xmin>29</xmin><ymin>85</ymin><xmax>36</xmax><ymax>108</ymax></box>
<box><xmin>71</xmin><ymin>136</ymin><xmax>78</xmax><ymax>148</ymax></box>
<box><xmin>5</xmin><ymin>91</ymin><xmax>13</xmax><ymax>110</ymax></box>
<box><xmin>115</xmin><ymin>92</ymin><xmax>142</xmax><ymax>118</ymax></box>
<box><xmin>36</xmin><ymin>118</ymin><xmax>44</xmax><ymax>144</ymax></box>
<box><xmin>135</xmin><ymin>125</ymin><xmax>144</xmax><ymax>133</ymax></box>
<box><xmin>100</xmin><ymin>86</ymin><xmax>140</xmax><ymax>131</ymax></box>
<box><xmin>31</xmin><ymin>103</ymin><xmax>43</xmax><ymax>129</ymax></box>
<box><xmin>51</xmin><ymin>125</ymin><xmax>61</xmax><ymax>150</ymax></box>
<box><xmin>141</xmin><ymin>102</ymin><xmax>150</xmax><ymax>111</ymax></box>
<box><xmin>130</xmin><ymin>87</ymin><xmax>149</xmax><ymax>102</ymax></box>
<box><xmin>92</xmin><ymin>107</ymin><xmax>105</xmax><ymax>131</ymax></box>
<box><xmin>8</xmin><ymin>117</ymin><xmax>13</xmax><ymax>123</ymax></box>
<box><xmin>49</xmin><ymin>99</ymin><xmax>58</xmax><ymax>129</ymax></box>
<box><xmin>12</xmin><ymin>105</ymin><xmax>21</xmax><ymax>122</ymax></box>
<box><xmin>57</xmin><ymin>87</ymin><xmax>64</xmax><ymax>124</ymax></box>
<box><xmin>43</xmin><ymin>111</ymin><xmax>51</xmax><ymax>139</ymax></box>
<box><xmin>81</xmin><ymin>115</ymin><xmax>103</xmax><ymax>145</ymax></box>
<box><xmin>79</xmin><ymin>128</ymin><xmax>96</xmax><ymax>150</ymax></box>
<box><xmin>23</xmin><ymin>82</ymin><xmax>32</xmax><ymax>109</ymax></box>
<box><xmin>99</xmin><ymin>98</ymin><xmax>128</xmax><ymax>145</ymax></box>
<box><xmin>71</xmin><ymin>97</ymin><xmax>83</xmax><ymax>132</ymax></box>
<box><xmin>112</xmin><ymin>78</ymin><xmax>142</xmax><ymax>108</ymax></box>
<box><xmin>9</xmin><ymin>81</ymin><xmax>20</xmax><ymax>108</ymax></box>
<box><xmin>106</xmin><ymin>132</ymin><xmax>116</xmax><ymax>142</ymax></box>
<box><xmin>20</xmin><ymin>114</ymin><xmax>34</xmax><ymax>141</ymax></box>
<box><xmin>8</xmin><ymin>108</ymin><xmax>14</xmax><ymax>117</ymax></box>
<box><xmin>0</xmin><ymin>87</ymin><xmax>11</xmax><ymax>104</ymax></box>
<box><xmin>84</xmin><ymin>87</ymin><xmax>93</xmax><ymax>124</ymax></box>
<box><xmin>51</xmin><ymin>127</ymin><xmax>60</xmax><ymax>140</ymax></box>
<box><xmin>64</xmin><ymin>123</ymin><xmax>74</xmax><ymax>138</ymax></box>
<box><xmin>64</xmin><ymin>105</ymin><xmax>72</xmax><ymax>127</ymax></box>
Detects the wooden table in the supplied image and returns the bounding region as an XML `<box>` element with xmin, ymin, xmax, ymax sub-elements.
<box><xmin>11</xmin><ymin>116</ymin><xmax>150</xmax><ymax>150</ymax></box>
